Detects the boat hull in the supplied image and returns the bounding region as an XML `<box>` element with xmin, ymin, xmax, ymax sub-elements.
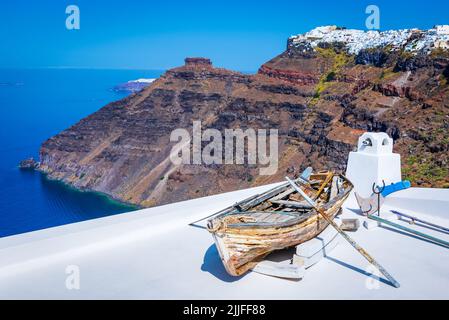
<box><xmin>208</xmin><ymin>173</ymin><xmax>353</xmax><ymax>276</ymax></box>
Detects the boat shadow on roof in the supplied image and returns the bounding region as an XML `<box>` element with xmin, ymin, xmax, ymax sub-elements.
<box><xmin>201</xmin><ymin>244</ymin><xmax>244</xmax><ymax>282</ymax></box>
<box><xmin>201</xmin><ymin>240</ymin><xmax>394</xmax><ymax>284</ymax></box>
<box><xmin>201</xmin><ymin>244</ymin><xmax>302</xmax><ymax>282</ymax></box>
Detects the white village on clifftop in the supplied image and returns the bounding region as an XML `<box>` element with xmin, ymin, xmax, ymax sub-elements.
<box><xmin>289</xmin><ymin>25</ymin><xmax>449</xmax><ymax>54</ymax></box>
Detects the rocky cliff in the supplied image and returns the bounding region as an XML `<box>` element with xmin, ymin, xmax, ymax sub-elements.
<box><xmin>39</xmin><ymin>26</ymin><xmax>449</xmax><ymax>207</ymax></box>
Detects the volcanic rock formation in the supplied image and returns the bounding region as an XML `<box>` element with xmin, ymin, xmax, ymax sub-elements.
<box><xmin>39</xmin><ymin>26</ymin><xmax>449</xmax><ymax>207</ymax></box>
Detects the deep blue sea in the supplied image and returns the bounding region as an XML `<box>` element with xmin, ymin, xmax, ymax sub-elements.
<box><xmin>0</xmin><ymin>68</ymin><xmax>163</xmax><ymax>238</ymax></box>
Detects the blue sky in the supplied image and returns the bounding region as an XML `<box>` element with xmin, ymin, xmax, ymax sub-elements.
<box><xmin>0</xmin><ymin>0</ymin><xmax>448</xmax><ymax>71</ymax></box>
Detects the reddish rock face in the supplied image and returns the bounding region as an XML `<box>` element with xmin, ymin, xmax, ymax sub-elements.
<box><xmin>258</xmin><ymin>65</ymin><xmax>319</xmax><ymax>85</ymax></box>
<box><xmin>374</xmin><ymin>83</ymin><xmax>412</xmax><ymax>98</ymax></box>
<box><xmin>38</xmin><ymin>40</ymin><xmax>449</xmax><ymax>207</ymax></box>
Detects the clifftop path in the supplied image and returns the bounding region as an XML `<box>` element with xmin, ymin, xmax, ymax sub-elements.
<box><xmin>39</xmin><ymin>26</ymin><xmax>449</xmax><ymax>207</ymax></box>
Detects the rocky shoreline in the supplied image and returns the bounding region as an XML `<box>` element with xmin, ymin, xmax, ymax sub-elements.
<box><xmin>18</xmin><ymin>158</ymin><xmax>39</xmax><ymax>170</ymax></box>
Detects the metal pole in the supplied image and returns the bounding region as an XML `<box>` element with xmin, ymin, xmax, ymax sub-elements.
<box><xmin>286</xmin><ymin>177</ymin><xmax>400</xmax><ymax>288</ymax></box>
<box><xmin>372</xmin><ymin>181</ymin><xmax>385</xmax><ymax>217</ymax></box>
<box><xmin>391</xmin><ymin>210</ymin><xmax>449</xmax><ymax>234</ymax></box>
<box><xmin>368</xmin><ymin>214</ymin><xmax>449</xmax><ymax>248</ymax></box>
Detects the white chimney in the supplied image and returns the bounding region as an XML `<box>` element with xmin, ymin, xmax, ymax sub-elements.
<box><xmin>345</xmin><ymin>132</ymin><xmax>401</xmax><ymax>197</ymax></box>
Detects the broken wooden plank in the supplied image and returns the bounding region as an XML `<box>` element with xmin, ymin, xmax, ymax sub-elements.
<box><xmin>239</xmin><ymin>183</ymin><xmax>290</xmax><ymax>211</ymax></box>
<box><xmin>313</xmin><ymin>172</ymin><xmax>334</xmax><ymax>200</ymax></box>
<box><xmin>270</xmin><ymin>200</ymin><xmax>313</xmax><ymax>209</ymax></box>
<box><xmin>269</xmin><ymin>187</ymin><xmax>295</xmax><ymax>202</ymax></box>
<box><xmin>329</xmin><ymin>176</ymin><xmax>339</xmax><ymax>201</ymax></box>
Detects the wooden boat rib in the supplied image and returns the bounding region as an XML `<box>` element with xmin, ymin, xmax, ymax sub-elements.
<box><xmin>207</xmin><ymin>171</ymin><xmax>353</xmax><ymax>276</ymax></box>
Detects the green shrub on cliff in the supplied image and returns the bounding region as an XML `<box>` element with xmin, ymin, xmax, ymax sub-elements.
<box><xmin>325</xmin><ymin>71</ymin><xmax>336</xmax><ymax>82</ymax></box>
<box><xmin>310</xmin><ymin>47</ymin><xmax>353</xmax><ymax>105</ymax></box>
<box><xmin>403</xmin><ymin>154</ymin><xmax>448</xmax><ymax>186</ymax></box>
<box><xmin>379</xmin><ymin>68</ymin><xmax>396</xmax><ymax>80</ymax></box>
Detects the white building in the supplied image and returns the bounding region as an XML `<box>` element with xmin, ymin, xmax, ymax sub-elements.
<box><xmin>435</xmin><ymin>40</ymin><xmax>449</xmax><ymax>49</ymax></box>
<box><xmin>289</xmin><ymin>25</ymin><xmax>449</xmax><ymax>55</ymax></box>
<box><xmin>435</xmin><ymin>25</ymin><xmax>449</xmax><ymax>35</ymax></box>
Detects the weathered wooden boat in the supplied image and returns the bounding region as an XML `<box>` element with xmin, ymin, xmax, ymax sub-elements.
<box><xmin>207</xmin><ymin>170</ymin><xmax>353</xmax><ymax>276</ymax></box>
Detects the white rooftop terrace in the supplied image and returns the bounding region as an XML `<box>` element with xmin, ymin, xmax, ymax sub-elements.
<box><xmin>1</xmin><ymin>183</ymin><xmax>448</xmax><ymax>299</ymax></box>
